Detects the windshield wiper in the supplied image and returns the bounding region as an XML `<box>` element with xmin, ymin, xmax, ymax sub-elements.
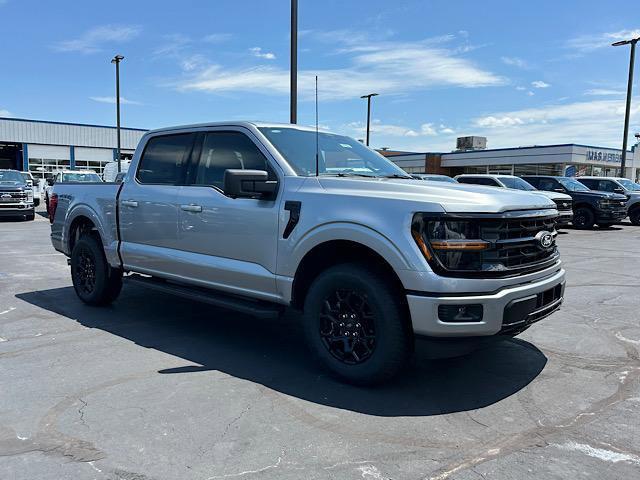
<box><xmin>319</xmin><ymin>172</ymin><xmax>376</xmax><ymax>178</ymax></box>
<box><xmin>382</xmin><ymin>173</ymin><xmax>413</xmax><ymax>179</ymax></box>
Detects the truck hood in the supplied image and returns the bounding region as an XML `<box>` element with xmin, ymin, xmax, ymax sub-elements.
<box><xmin>573</xmin><ymin>190</ymin><xmax>628</xmax><ymax>200</ymax></box>
<box><xmin>533</xmin><ymin>190</ymin><xmax>572</xmax><ymax>201</ymax></box>
<box><xmin>316</xmin><ymin>177</ymin><xmax>556</xmax><ymax>213</ymax></box>
<box><xmin>0</xmin><ymin>183</ymin><xmax>28</xmax><ymax>191</ymax></box>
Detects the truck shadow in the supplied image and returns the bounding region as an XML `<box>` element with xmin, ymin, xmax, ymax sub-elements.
<box><xmin>16</xmin><ymin>286</ymin><xmax>547</xmax><ymax>417</ymax></box>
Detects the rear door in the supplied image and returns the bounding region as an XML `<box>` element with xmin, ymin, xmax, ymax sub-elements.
<box><xmin>173</xmin><ymin>128</ymin><xmax>282</xmax><ymax>300</ymax></box>
<box><xmin>118</xmin><ymin>132</ymin><xmax>195</xmax><ymax>277</ymax></box>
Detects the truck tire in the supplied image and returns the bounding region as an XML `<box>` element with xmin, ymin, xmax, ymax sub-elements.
<box><xmin>302</xmin><ymin>263</ymin><xmax>412</xmax><ymax>385</ymax></box>
<box><xmin>572</xmin><ymin>207</ymin><xmax>595</xmax><ymax>229</ymax></box>
<box><xmin>70</xmin><ymin>234</ymin><xmax>122</xmax><ymax>306</ymax></box>
<box><xmin>597</xmin><ymin>222</ymin><xmax>614</xmax><ymax>229</ymax></box>
<box><xmin>630</xmin><ymin>209</ymin><xmax>640</xmax><ymax>226</ymax></box>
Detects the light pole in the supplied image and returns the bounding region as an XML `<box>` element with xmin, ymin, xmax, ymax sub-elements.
<box><xmin>612</xmin><ymin>36</ymin><xmax>639</xmax><ymax>178</ymax></box>
<box><xmin>290</xmin><ymin>0</ymin><xmax>297</xmax><ymax>124</ymax></box>
<box><xmin>360</xmin><ymin>93</ymin><xmax>378</xmax><ymax>146</ymax></box>
<box><xmin>111</xmin><ymin>54</ymin><xmax>124</xmax><ymax>173</ymax></box>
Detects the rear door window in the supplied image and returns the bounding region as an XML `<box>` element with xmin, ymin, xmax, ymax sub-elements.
<box><xmin>137</xmin><ymin>134</ymin><xmax>194</xmax><ymax>185</ymax></box>
<box><xmin>458</xmin><ymin>177</ymin><xmax>499</xmax><ymax>186</ymax></box>
<box><xmin>537</xmin><ymin>178</ymin><xmax>559</xmax><ymax>191</ymax></box>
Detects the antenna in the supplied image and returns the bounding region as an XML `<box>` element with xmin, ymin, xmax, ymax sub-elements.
<box><xmin>315</xmin><ymin>75</ymin><xmax>319</xmax><ymax>177</ymax></box>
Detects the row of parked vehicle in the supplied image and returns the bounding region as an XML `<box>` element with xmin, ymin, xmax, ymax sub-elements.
<box><xmin>412</xmin><ymin>173</ymin><xmax>639</xmax><ymax>229</ymax></box>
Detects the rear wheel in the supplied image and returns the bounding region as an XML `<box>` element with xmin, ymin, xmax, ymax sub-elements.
<box><xmin>302</xmin><ymin>263</ymin><xmax>412</xmax><ymax>385</ymax></box>
<box><xmin>572</xmin><ymin>207</ymin><xmax>595</xmax><ymax>229</ymax></box>
<box><xmin>71</xmin><ymin>234</ymin><xmax>122</xmax><ymax>305</ymax></box>
<box><xmin>630</xmin><ymin>209</ymin><xmax>640</xmax><ymax>226</ymax></box>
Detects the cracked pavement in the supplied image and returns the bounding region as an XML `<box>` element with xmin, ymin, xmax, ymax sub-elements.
<box><xmin>1</xmin><ymin>213</ymin><xmax>639</xmax><ymax>479</ymax></box>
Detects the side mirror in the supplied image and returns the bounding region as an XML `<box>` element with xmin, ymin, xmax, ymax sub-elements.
<box><xmin>223</xmin><ymin>169</ymin><xmax>278</xmax><ymax>199</ymax></box>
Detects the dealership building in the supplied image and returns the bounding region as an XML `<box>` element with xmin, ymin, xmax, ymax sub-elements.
<box><xmin>385</xmin><ymin>137</ymin><xmax>639</xmax><ymax>181</ymax></box>
<box><xmin>0</xmin><ymin>117</ymin><xmax>147</xmax><ymax>179</ymax></box>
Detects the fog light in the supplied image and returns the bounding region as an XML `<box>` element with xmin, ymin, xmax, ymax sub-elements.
<box><xmin>438</xmin><ymin>304</ymin><xmax>483</xmax><ymax>323</ymax></box>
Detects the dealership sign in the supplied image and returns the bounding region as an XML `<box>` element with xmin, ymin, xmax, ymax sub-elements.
<box><xmin>585</xmin><ymin>149</ymin><xmax>621</xmax><ymax>164</ymax></box>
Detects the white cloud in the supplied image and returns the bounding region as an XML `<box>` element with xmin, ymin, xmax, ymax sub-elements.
<box><xmin>89</xmin><ymin>96</ymin><xmax>142</xmax><ymax>105</ymax></box>
<box><xmin>475</xmin><ymin>116</ymin><xmax>525</xmax><ymax>128</ymax></box>
<box><xmin>501</xmin><ymin>56</ymin><xmax>527</xmax><ymax>68</ymax></box>
<box><xmin>567</xmin><ymin>29</ymin><xmax>640</xmax><ymax>51</ymax></box>
<box><xmin>531</xmin><ymin>80</ymin><xmax>550</xmax><ymax>88</ymax></box>
<box><xmin>584</xmin><ymin>88</ymin><xmax>626</xmax><ymax>96</ymax></box>
<box><xmin>202</xmin><ymin>33</ymin><xmax>232</xmax><ymax>43</ymax></box>
<box><xmin>0</xmin><ymin>108</ymin><xmax>11</xmax><ymax>116</ymax></box>
<box><xmin>52</xmin><ymin>25</ymin><xmax>141</xmax><ymax>54</ymax></box>
<box><xmin>249</xmin><ymin>47</ymin><xmax>276</xmax><ymax>60</ymax></box>
<box><xmin>515</xmin><ymin>86</ymin><xmax>526</xmax><ymax>91</ymax></box>
<box><xmin>345</xmin><ymin>121</ymin><xmax>438</xmax><ymax>138</ymax></box>
<box><xmin>527</xmin><ymin>91</ymin><xmax>535</xmax><ymax>96</ymax></box>
<box><xmin>154</xmin><ymin>33</ymin><xmax>190</xmax><ymax>56</ymax></box>
<box><xmin>176</xmin><ymin>33</ymin><xmax>505</xmax><ymax>101</ymax></box>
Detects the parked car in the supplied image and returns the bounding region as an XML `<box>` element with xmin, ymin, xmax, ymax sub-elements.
<box><xmin>0</xmin><ymin>169</ymin><xmax>35</xmax><ymax>220</ymax></box>
<box><xmin>102</xmin><ymin>160</ymin><xmax>131</xmax><ymax>182</ymax></box>
<box><xmin>455</xmin><ymin>174</ymin><xmax>574</xmax><ymax>226</ymax></box>
<box><xmin>19</xmin><ymin>171</ymin><xmax>41</xmax><ymax>207</ymax></box>
<box><xmin>44</xmin><ymin>170</ymin><xmax>102</xmax><ymax>212</ymax></box>
<box><xmin>523</xmin><ymin>175</ymin><xmax>627</xmax><ymax>229</ymax></box>
<box><xmin>576</xmin><ymin>176</ymin><xmax>640</xmax><ymax>226</ymax></box>
<box><xmin>411</xmin><ymin>174</ymin><xmax>458</xmax><ymax>183</ymax></box>
<box><xmin>50</xmin><ymin>122</ymin><xmax>566</xmax><ymax>385</ymax></box>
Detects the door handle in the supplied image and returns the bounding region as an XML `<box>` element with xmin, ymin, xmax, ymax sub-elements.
<box><xmin>180</xmin><ymin>204</ymin><xmax>203</xmax><ymax>213</ymax></box>
<box><xmin>121</xmin><ymin>199</ymin><xmax>138</xmax><ymax>208</ymax></box>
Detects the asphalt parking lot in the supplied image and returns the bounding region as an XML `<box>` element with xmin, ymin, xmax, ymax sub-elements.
<box><xmin>1</xmin><ymin>211</ymin><xmax>639</xmax><ymax>480</ymax></box>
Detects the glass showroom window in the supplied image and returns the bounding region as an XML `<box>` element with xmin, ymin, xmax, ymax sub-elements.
<box><xmin>28</xmin><ymin>158</ymin><xmax>70</xmax><ymax>179</ymax></box>
<box><xmin>74</xmin><ymin>159</ymin><xmax>107</xmax><ymax>175</ymax></box>
<box><xmin>463</xmin><ymin>166</ymin><xmax>489</xmax><ymax>174</ymax></box>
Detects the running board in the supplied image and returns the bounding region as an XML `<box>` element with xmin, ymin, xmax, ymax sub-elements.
<box><xmin>124</xmin><ymin>274</ymin><xmax>284</xmax><ymax>319</ymax></box>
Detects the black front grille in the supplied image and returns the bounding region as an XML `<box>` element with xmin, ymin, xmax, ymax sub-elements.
<box><xmin>478</xmin><ymin>216</ymin><xmax>559</xmax><ymax>274</ymax></box>
<box><xmin>553</xmin><ymin>199</ymin><xmax>573</xmax><ymax>211</ymax></box>
<box><xmin>0</xmin><ymin>191</ymin><xmax>27</xmax><ymax>199</ymax></box>
<box><xmin>502</xmin><ymin>282</ymin><xmax>564</xmax><ymax>334</ymax></box>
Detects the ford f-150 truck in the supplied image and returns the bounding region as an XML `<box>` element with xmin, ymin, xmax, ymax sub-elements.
<box><xmin>50</xmin><ymin>122</ymin><xmax>566</xmax><ymax>384</ymax></box>
<box><xmin>455</xmin><ymin>174</ymin><xmax>574</xmax><ymax>226</ymax></box>
<box><xmin>575</xmin><ymin>176</ymin><xmax>640</xmax><ymax>226</ymax></box>
<box><xmin>523</xmin><ymin>175</ymin><xmax>627</xmax><ymax>229</ymax></box>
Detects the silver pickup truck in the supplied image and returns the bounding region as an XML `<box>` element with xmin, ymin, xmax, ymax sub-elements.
<box><xmin>50</xmin><ymin>122</ymin><xmax>566</xmax><ymax>384</ymax></box>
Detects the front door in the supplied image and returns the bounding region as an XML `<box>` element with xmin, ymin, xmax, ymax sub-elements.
<box><xmin>174</xmin><ymin>129</ymin><xmax>282</xmax><ymax>300</ymax></box>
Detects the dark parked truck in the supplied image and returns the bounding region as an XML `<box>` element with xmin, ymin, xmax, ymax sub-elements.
<box><xmin>575</xmin><ymin>176</ymin><xmax>640</xmax><ymax>226</ymax></box>
<box><xmin>523</xmin><ymin>176</ymin><xmax>627</xmax><ymax>229</ymax></box>
<box><xmin>49</xmin><ymin>122</ymin><xmax>566</xmax><ymax>384</ymax></box>
<box><xmin>0</xmin><ymin>169</ymin><xmax>35</xmax><ymax>221</ymax></box>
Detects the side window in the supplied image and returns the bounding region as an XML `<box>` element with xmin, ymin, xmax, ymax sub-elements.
<box><xmin>460</xmin><ymin>177</ymin><xmax>498</xmax><ymax>186</ymax></box>
<box><xmin>578</xmin><ymin>179</ymin><xmax>596</xmax><ymax>189</ymax></box>
<box><xmin>538</xmin><ymin>178</ymin><xmax>557</xmax><ymax>191</ymax></box>
<box><xmin>192</xmin><ymin>131</ymin><xmax>274</xmax><ymax>189</ymax></box>
<box><xmin>137</xmin><ymin>134</ymin><xmax>194</xmax><ymax>185</ymax></box>
<box><xmin>597</xmin><ymin>180</ymin><xmax>616</xmax><ymax>192</ymax></box>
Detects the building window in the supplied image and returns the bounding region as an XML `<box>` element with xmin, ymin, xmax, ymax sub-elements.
<box><xmin>28</xmin><ymin>158</ymin><xmax>70</xmax><ymax>179</ymax></box>
<box><xmin>463</xmin><ymin>166</ymin><xmax>489</xmax><ymax>174</ymax></box>
<box><xmin>487</xmin><ymin>165</ymin><xmax>513</xmax><ymax>175</ymax></box>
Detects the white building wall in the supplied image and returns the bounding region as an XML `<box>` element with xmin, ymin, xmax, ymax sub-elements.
<box><xmin>0</xmin><ymin>118</ymin><xmax>145</xmax><ymax>150</ymax></box>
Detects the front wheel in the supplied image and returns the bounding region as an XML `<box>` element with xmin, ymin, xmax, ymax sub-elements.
<box><xmin>597</xmin><ymin>222</ymin><xmax>614</xmax><ymax>228</ymax></box>
<box><xmin>572</xmin><ymin>207</ymin><xmax>595</xmax><ymax>229</ymax></box>
<box><xmin>302</xmin><ymin>263</ymin><xmax>412</xmax><ymax>385</ymax></box>
<box><xmin>630</xmin><ymin>209</ymin><xmax>640</xmax><ymax>226</ymax></box>
<box><xmin>71</xmin><ymin>234</ymin><xmax>122</xmax><ymax>305</ymax></box>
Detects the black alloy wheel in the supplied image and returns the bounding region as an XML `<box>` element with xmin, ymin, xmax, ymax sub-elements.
<box><xmin>319</xmin><ymin>288</ymin><xmax>376</xmax><ymax>365</ymax></box>
<box><xmin>74</xmin><ymin>247</ymin><xmax>97</xmax><ymax>295</ymax></box>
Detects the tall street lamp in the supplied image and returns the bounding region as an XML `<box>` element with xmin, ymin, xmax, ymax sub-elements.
<box><xmin>360</xmin><ymin>93</ymin><xmax>378</xmax><ymax>146</ymax></box>
<box><xmin>290</xmin><ymin>0</ymin><xmax>298</xmax><ymax>124</ymax></box>
<box><xmin>612</xmin><ymin>35</ymin><xmax>639</xmax><ymax>178</ymax></box>
<box><xmin>111</xmin><ymin>54</ymin><xmax>125</xmax><ymax>173</ymax></box>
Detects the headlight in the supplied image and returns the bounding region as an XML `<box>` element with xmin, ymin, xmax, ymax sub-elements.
<box><xmin>26</xmin><ymin>189</ymin><xmax>33</xmax><ymax>201</ymax></box>
<box><xmin>411</xmin><ymin>214</ymin><xmax>489</xmax><ymax>272</ymax></box>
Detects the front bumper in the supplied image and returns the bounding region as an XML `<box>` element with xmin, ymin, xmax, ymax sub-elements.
<box><xmin>406</xmin><ymin>268</ymin><xmax>565</xmax><ymax>337</ymax></box>
<box><xmin>595</xmin><ymin>208</ymin><xmax>627</xmax><ymax>222</ymax></box>
<box><xmin>0</xmin><ymin>202</ymin><xmax>34</xmax><ymax>216</ymax></box>
<box><xmin>557</xmin><ymin>211</ymin><xmax>574</xmax><ymax>225</ymax></box>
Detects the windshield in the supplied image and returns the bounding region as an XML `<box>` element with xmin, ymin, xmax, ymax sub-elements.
<box><xmin>259</xmin><ymin>127</ymin><xmax>410</xmax><ymax>178</ymax></box>
<box><xmin>557</xmin><ymin>177</ymin><xmax>590</xmax><ymax>192</ymax></box>
<box><xmin>424</xmin><ymin>175</ymin><xmax>457</xmax><ymax>183</ymax></box>
<box><xmin>498</xmin><ymin>176</ymin><xmax>536</xmax><ymax>191</ymax></box>
<box><xmin>617</xmin><ymin>179</ymin><xmax>640</xmax><ymax>191</ymax></box>
<box><xmin>62</xmin><ymin>172</ymin><xmax>101</xmax><ymax>182</ymax></box>
<box><xmin>0</xmin><ymin>170</ymin><xmax>24</xmax><ymax>184</ymax></box>
<box><xmin>20</xmin><ymin>172</ymin><xmax>32</xmax><ymax>181</ymax></box>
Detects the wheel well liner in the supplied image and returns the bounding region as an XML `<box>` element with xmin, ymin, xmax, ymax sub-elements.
<box><xmin>68</xmin><ymin>216</ymin><xmax>100</xmax><ymax>252</ymax></box>
<box><xmin>291</xmin><ymin>240</ymin><xmax>406</xmax><ymax>311</ymax></box>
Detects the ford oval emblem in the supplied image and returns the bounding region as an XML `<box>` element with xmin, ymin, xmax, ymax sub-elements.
<box><xmin>536</xmin><ymin>230</ymin><xmax>554</xmax><ymax>249</ymax></box>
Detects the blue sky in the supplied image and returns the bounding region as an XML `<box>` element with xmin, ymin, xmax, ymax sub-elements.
<box><xmin>0</xmin><ymin>0</ymin><xmax>639</xmax><ymax>152</ymax></box>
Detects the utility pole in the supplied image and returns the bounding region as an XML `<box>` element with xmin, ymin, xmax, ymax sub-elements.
<box><xmin>111</xmin><ymin>54</ymin><xmax>125</xmax><ymax>173</ymax></box>
<box><xmin>612</xmin><ymin>36</ymin><xmax>639</xmax><ymax>178</ymax></box>
<box><xmin>360</xmin><ymin>93</ymin><xmax>378</xmax><ymax>146</ymax></box>
<box><xmin>290</xmin><ymin>0</ymin><xmax>298</xmax><ymax>124</ymax></box>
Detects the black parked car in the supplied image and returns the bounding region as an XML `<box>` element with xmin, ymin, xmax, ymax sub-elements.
<box><xmin>523</xmin><ymin>176</ymin><xmax>627</xmax><ymax>229</ymax></box>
